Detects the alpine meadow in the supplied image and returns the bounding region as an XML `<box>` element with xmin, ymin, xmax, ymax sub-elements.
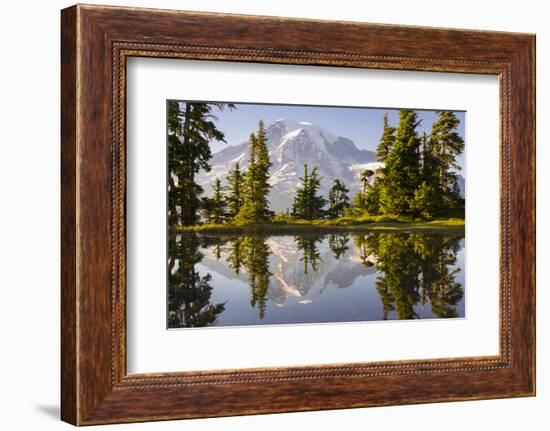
<box><xmin>167</xmin><ymin>101</ymin><xmax>466</xmax><ymax>328</ymax></box>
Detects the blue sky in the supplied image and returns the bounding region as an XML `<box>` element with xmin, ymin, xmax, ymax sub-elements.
<box><xmin>185</xmin><ymin>101</ymin><xmax>466</xmax><ymax>171</ymax></box>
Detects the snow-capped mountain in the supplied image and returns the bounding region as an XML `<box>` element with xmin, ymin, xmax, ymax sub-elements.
<box><xmin>196</xmin><ymin>119</ymin><xmax>465</xmax><ymax>210</ymax></box>
<box><xmin>197</xmin><ymin>119</ymin><xmax>377</xmax><ymax>212</ymax></box>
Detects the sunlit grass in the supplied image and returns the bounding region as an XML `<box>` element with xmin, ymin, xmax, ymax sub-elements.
<box><xmin>172</xmin><ymin>216</ymin><xmax>464</xmax><ymax>235</ymax></box>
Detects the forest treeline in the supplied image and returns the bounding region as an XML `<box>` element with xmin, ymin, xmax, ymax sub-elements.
<box><xmin>168</xmin><ymin>102</ymin><xmax>465</xmax><ymax>227</ymax></box>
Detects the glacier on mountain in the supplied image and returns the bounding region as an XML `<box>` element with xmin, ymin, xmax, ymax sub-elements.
<box><xmin>197</xmin><ymin>119</ymin><xmax>377</xmax><ymax>212</ymax></box>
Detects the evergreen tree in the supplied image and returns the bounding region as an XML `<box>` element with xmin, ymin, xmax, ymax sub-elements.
<box><xmin>226</xmin><ymin>162</ymin><xmax>244</xmax><ymax>219</ymax></box>
<box><xmin>167</xmin><ymin>101</ymin><xmax>186</xmax><ymax>226</ymax></box>
<box><xmin>411</xmin><ymin>181</ymin><xmax>441</xmax><ymax>219</ymax></box>
<box><xmin>328</xmin><ymin>179</ymin><xmax>350</xmax><ymax>219</ymax></box>
<box><xmin>429</xmin><ymin>111</ymin><xmax>465</xmax><ymax>209</ymax></box>
<box><xmin>234</xmin><ymin>133</ymin><xmax>258</xmax><ymax>224</ymax></box>
<box><xmin>376</xmin><ymin>112</ymin><xmax>396</xmax><ymax>163</ymax></box>
<box><xmin>364</xmin><ymin>178</ymin><xmax>382</xmax><ymax>215</ymax></box>
<box><xmin>204</xmin><ymin>177</ymin><xmax>227</xmax><ymax>224</ymax></box>
<box><xmin>292</xmin><ymin>164</ymin><xmax>326</xmax><ymax>220</ymax></box>
<box><xmin>354</xmin><ymin>169</ymin><xmax>377</xmax><ymax>215</ymax></box>
<box><xmin>253</xmin><ymin>120</ymin><xmax>272</xmax><ymax>220</ymax></box>
<box><xmin>292</xmin><ymin>163</ymin><xmax>309</xmax><ymax>219</ymax></box>
<box><xmin>353</xmin><ymin>191</ymin><xmax>367</xmax><ymax>215</ymax></box>
<box><xmin>379</xmin><ymin>109</ymin><xmax>422</xmax><ymax>216</ymax></box>
<box><xmin>420</xmin><ymin>132</ymin><xmax>433</xmax><ymax>180</ymax></box>
<box><xmin>308</xmin><ymin>167</ymin><xmax>326</xmax><ymax>219</ymax></box>
<box><xmin>360</xmin><ymin>169</ymin><xmax>375</xmax><ymax>195</ymax></box>
<box><xmin>235</xmin><ymin>121</ymin><xmax>272</xmax><ymax>224</ymax></box>
<box><xmin>167</xmin><ymin>101</ymin><xmax>235</xmax><ymax>226</ymax></box>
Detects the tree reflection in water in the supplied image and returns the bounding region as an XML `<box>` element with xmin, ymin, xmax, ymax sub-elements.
<box><xmin>241</xmin><ymin>236</ymin><xmax>272</xmax><ymax>319</ymax></box>
<box><xmin>328</xmin><ymin>233</ymin><xmax>350</xmax><ymax>259</ymax></box>
<box><xmin>361</xmin><ymin>232</ymin><xmax>463</xmax><ymax>320</ymax></box>
<box><xmin>167</xmin><ymin>231</ymin><xmax>464</xmax><ymax>327</ymax></box>
<box><xmin>295</xmin><ymin>235</ymin><xmax>323</xmax><ymax>274</ymax></box>
<box><xmin>226</xmin><ymin>237</ymin><xmax>244</xmax><ymax>274</ymax></box>
<box><xmin>168</xmin><ymin>234</ymin><xmax>226</xmax><ymax>328</ymax></box>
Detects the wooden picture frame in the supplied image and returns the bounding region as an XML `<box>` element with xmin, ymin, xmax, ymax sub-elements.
<box><xmin>61</xmin><ymin>4</ymin><xmax>535</xmax><ymax>425</ymax></box>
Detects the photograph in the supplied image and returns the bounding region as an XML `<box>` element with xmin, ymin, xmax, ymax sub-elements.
<box><xmin>167</xmin><ymin>101</ymin><xmax>466</xmax><ymax>328</ymax></box>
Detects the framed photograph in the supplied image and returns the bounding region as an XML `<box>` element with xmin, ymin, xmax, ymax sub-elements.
<box><xmin>61</xmin><ymin>4</ymin><xmax>535</xmax><ymax>425</ymax></box>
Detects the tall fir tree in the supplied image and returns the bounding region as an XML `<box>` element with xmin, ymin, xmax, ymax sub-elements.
<box><xmin>360</xmin><ymin>169</ymin><xmax>375</xmax><ymax>194</ymax></box>
<box><xmin>292</xmin><ymin>164</ymin><xmax>326</xmax><ymax>220</ymax></box>
<box><xmin>352</xmin><ymin>191</ymin><xmax>367</xmax><ymax>215</ymax></box>
<box><xmin>328</xmin><ymin>179</ymin><xmax>350</xmax><ymax>219</ymax></box>
<box><xmin>308</xmin><ymin>167</ymin><xmax>326</xmax><ymax>219</ymax></box>
<box><xmin>167</xmin><ymin>101</ymin><xmax>235</xmax><ymax>226</ymax></box>
<box><xmin>205</xmin><ymin>177</ymin><xmax>227</xmax><ymax>224</ymax></box>
<box><xmin>412</xmin><ymin>180</ymin><xmax>441</xmax><ymax>219</ymax></box>
<box><xmin>411</xmin><ymin>131</ymin><xmax>443</xmax><ymax>218</ymax></box>
<box><xmin>253</xmin><ymin>120</ymin><xmax>272</xmax><ymax>220</ymax></box>
<box><xmin>376</xmin><ymin>112</ymin><xmax>396</xmax><ymax>163</ymax></box>
<box><xmin>168</xmin><ymin>101</ymin><xmax>184</xmax><ymax>226</ymax></box>
<box><xmin>292</xmin><ymin>163</ymin><xmax>309</xmax><ymax>218</ymax></box>
<box><xmin>420</xmin><ymin>132</ymin><xmax>434</xmax><ymax>180</ymax></box>
<box><xmin>364</xmin><ymin>178</ymin><xmax>382</xmax><ymax>215</ymax></box>
<box><xmin>379</xmin><ymin>109</ymin><xmax>422</xmax><ymax>215</ymax></box>
<box><xmin>234</xmin><ymin>133</ymin><xmax>257</xmax><ymax>224</ymax></box>
<box><xmin>225</xmin><ymin>162</ymin><xmax>244</xmax><ymax>219</ymax></box>
<box><xmin>429</xmin><ymin>111</ymin><xmax>465</xmax><ymax>209</ymax></box>
<box><xmin>235</xmin><ymin>120</ymin><xmax>273</xmax><ymax>224</ymax></box>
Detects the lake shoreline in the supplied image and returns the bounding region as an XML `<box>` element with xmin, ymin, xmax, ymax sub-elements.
<box><xmin>171</xmin><ymin>218</ymin><xmax>465</xmax><ymax>235</ymax></box>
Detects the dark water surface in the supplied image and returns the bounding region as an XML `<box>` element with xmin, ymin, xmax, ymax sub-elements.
<box><xmin>167</xmin><ymin>230</ymin><xmax>465</xmax><ymax>328</ymax></box>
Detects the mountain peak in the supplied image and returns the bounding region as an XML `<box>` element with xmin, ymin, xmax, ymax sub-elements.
<box><xmin>269</xmin><ymin>119</ymin><xmax>338</xmax><ymax>145</ymax></box>
<box><xmin>199</xmin><ymin>119</ymin><xmax>377</xmax><ymax>212</ymax></box>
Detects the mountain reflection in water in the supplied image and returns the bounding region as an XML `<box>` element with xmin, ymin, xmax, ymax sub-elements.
<box><xmin>168</xmin><ymin>231</ymin><xmax>465</xmax><ymax>328</ymax></box>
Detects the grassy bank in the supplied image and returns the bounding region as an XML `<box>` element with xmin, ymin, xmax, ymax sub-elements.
<box><xmin>172</xmin><ymin>216</ymin><xmax>464</xmax><ymax>235</ymax></box>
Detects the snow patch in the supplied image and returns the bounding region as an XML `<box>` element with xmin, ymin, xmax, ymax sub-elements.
<box><xmin>349</xmin><ymin>162</ymin><xmax>385</xmax><ymax>172</ymax></box>
<box><xmin>229</xmin><ymin>152</ymin><xmax>246</xmax><ymax>164</ymax></box>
